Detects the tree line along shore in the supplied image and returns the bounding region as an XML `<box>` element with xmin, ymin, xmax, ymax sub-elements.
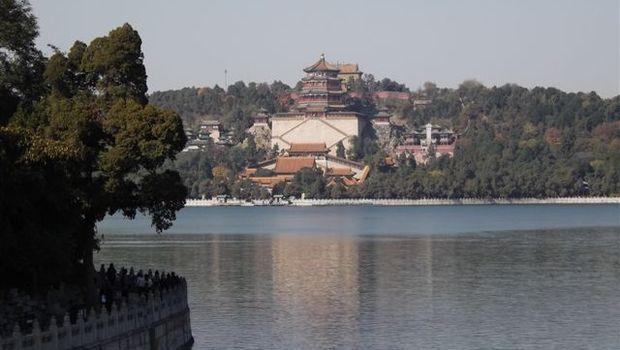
<box><xmin>186</xmin><ymin>196</ymin><xmax>620</xmax><ymax>207</ymax></box>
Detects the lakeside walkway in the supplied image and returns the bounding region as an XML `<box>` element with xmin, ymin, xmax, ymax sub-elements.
<box><xmin>186</xmin><ymin>196</ymin><xmax>620</xmax><ymax>207</ymax></box>
<box><xmin>0</xmin><ymin>266</ymin><xmax>193</xmax><ymax>350</ymax></box>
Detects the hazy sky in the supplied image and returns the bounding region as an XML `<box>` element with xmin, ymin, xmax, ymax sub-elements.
<box><xmin>30</xmin><ymin>0</ymin><xmax>619</xmax><ymax>97</ymax></box>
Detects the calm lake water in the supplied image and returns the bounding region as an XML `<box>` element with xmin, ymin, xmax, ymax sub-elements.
<box><xmin>97</xmin><ymin>205</ymin><xmax>620</xmax><ymax>349</ymax></box>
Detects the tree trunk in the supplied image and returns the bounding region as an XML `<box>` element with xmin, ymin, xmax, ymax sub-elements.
<box><xmin>83</xmin><ymin>238</ymin><xmax>96</xmax><ymax>306</ymax></box>
<box><xmin>82</xmin><ymin>216</ymin><xmax>97</xmax><ymax>307</ymax></box>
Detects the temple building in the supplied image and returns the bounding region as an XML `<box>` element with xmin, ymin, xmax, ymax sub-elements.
<box><xmin>269</xmin><ymin>54</ymin><xmax>367</xmax><ymax>155</ymax></box>
<box><xmin>198</xmin><ymin>120</ymin><xmax>221</xmax><ymax>142</ymax></box>
<box><xmin>242</xmin><ymin>142</ymin><xmax>369</xmax><ymax>189</ymax></box>
<box><xmin>183</xmin><ymin>119</ymin><xmax>222</xmax><ymax>152</ymax></box>
<box><xmin>395</xmin><ymin>123</ymin><xmax>457</xmax><ymax>164</ymax></box>
<box><xmin>332</xmin><ymin>62</ymin><xmax>363</xmax><ymax>90</ymax></box>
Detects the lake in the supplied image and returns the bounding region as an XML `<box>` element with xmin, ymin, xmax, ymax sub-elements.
<box><xmin>96</xmin><ymin>204</ymin><xmax>620</xmax><ymax>349</ymax></box>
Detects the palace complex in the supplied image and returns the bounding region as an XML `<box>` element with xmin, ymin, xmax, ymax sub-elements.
<box><xmin>184</xmin><ymin>54</ymin><xmax>458</xmax><ymax>189</ymax></box>
<box><xmin>242</xmin><ymin>142</ymin><xmax>370</xmax><ymax>188</ymax></box>
<box><xmin>242</xmin><ymin>55</ymin><xmax>375</xmax><ymax>188</ymax></box>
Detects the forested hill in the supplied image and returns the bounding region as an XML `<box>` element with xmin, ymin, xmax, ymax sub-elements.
<box><xmin>148</xmin><ymin>81</ymin><xmax>294</xmax><ymax>129</ymax></box>
<box><xmin>151</xmin><ymin>79</ymin><xmax>620</xmax><ymax>198</ymax></box>
<box><xmin>369</xmin><ymin>82</ymin><xmax>620</xmax><ymax>198</ymax></box>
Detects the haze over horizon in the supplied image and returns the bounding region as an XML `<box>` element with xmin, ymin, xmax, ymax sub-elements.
<box><xmin>31</xmin><ymin>0</ymin><xmax>619</xmax><ymax>97</ymax></box>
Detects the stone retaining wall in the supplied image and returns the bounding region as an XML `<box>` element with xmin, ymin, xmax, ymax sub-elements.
<box><xmin>0</xmin><ymin>285</ymin><xmax>193</xmax><ymax>350</ymax></box>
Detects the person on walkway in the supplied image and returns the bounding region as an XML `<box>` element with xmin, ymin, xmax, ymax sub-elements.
<box><xmin>136</xmin><ymin>271</ymin><xmax>146</xmax><ymax>295</ymax></box>
<box><xmin>106</xmin><ymin>263</ymin><xmax>117</xmax><ymax>286</ymax></box>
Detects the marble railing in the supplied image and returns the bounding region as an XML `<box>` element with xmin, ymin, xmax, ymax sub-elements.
<box><xmin>0</xmin><ymin>284</ymin><xmax>193</xmax><ymax>350</ymax></box>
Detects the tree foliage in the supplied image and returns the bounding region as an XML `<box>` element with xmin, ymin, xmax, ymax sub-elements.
<box><xmin>149</xmin><ymin>81</ymin><xmax>294</xmax><ymax>129</ymax></box>
<box><xmin>284</xmin><ymin>168</ymin><xmax>327</xmax><ymax>199</ymax></box>
<box><xmin>0</xmin><ymin>0</ymin><xmax>45</xmax><ymax>123</ymax></box>
<box><xmin>360</xmin><ymin>83</ymin><xmax>620</xmax><ymax>198</ymax></box>
<box><xmin>1</xmin><ymin>3</ymin><xmax>187</xmax><ymax>296</ymax></box>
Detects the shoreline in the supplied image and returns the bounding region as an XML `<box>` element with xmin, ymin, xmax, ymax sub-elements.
<box><xmin>185</xmin><ymin>197</ymin><xmax>620</xmax><ymax>207</ymax></box>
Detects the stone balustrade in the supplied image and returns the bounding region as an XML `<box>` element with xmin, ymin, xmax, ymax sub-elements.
<box><xmin>0</xmin><ymin>284</ymin><xmax>193</xmax><ymax>350</ymax></box>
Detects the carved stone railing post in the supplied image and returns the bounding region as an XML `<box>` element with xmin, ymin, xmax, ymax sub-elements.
<box><xmin>47</xmin><ymin>316</ymin><xmax>58</xmax><ymax>349</ymax></box>
<box><xmin>110</xmin><ymin>302</ymin><xmax>119</xmax><ymax>338</ymax></box>
<box><xmin>12</xmin><ymin>323</ymin><xmax>22</xmax><ymax>350</ymax></box>
<box><xmin>61</xmin><ymin>313</ymin><xmax>71</xmax><ymax>349</ymax></box>
<box><xmin>147</xmin><ymin>291</ymin><xmax>155</xmax><ymax>324</ymax></box>
<box><xmin>32</xmin><ymin>319</ymin><xmax>41</xmax><ymax>350</ymax></box>
<box><xmin>74</xmin><ymin>310</ymin><xmax>85</xmax><ymax>348</ymax></box>
<box><xmin>154</xmin><ymin>290</ymin><xmax>162</xmax><ymax>319</ymax></box>
<box><xmin>98</xmin><ymin>308</ymin><xmax>108</xmax><ymax>341</ymax></box>
<box><xmin>120</xmin><ymin>300</ymin><xmax>129</xmax><ymax>333</ymax></box>
<box><xmin>140</xmin><ymin>293</ymin><xmax>148</xmax><ymax>328</ymax></box>
<box><xmin>87</xmin><ymin>308</ymin><xmax>96</xmax><ymax>345</ymax></box>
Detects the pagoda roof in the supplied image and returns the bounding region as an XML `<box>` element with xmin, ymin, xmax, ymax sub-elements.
<box><xmin>288</xmin><ymin>143</ymin><xmax>328</xmax><ymax>153</ymax></box>
<box><xmin>333</xmin><ymin>63</ymin><xmax>361</xmax><ymax>74</ymax></box>
<box><xmin>274</xmin><ymin>157</ymin><xmax>316</xmax><ymax>174</ymax></box>
<box><xmin>303</xmin><ymin>54</ymin><xmax>340</xmax><ymax>73</ymax></box>
<box><xmin>301</xmin><ymin>75</ymin><xmax>341</xmax><ymax>81</ymax></box>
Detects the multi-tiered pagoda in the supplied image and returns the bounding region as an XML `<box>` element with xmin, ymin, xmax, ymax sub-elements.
<box><xmin>296</xmin><ymin>54</ymin><xmax>347</xmax><ymax>112</ymax></box>
<box><xmin>270</xmin><ymin>54</ymin><xmax>366</xmax><ymax>154</ymax></box>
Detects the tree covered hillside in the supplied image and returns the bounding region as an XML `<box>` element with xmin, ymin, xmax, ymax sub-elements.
<box><xmin>363</xmin><ymin>82</ymin><xmax>619</xmax><ymax>198</ymax></box>
<box><xmin>149</xmin><ymin>81</ymin><xmax>293</xmax><ymax>128</ymax></box>
<box><xmin>150</xmin><ymin>78</ymin><xmax>619</xmax><ymax>199</ymax></box>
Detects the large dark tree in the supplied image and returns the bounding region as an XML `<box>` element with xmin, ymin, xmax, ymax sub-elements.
<box><xmin>29</xmin><ymin>24</ymin><xmax>186</xmax><ymax>302</ymax></box>
<box><xmin>1</xmin><ymin>1</ymin><xmax>187</xmax><ymax>301</ymax></box>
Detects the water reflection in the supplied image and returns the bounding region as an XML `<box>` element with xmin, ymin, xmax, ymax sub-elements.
<box><xmin>271</xmin><ymin>235</ymin><xmax>360</xmax><ymax>348</ymax></box>
<box><xmin>96</xmin><ymin>228</ymin><xmax>620</xmax><ymax>349</ymax></box>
